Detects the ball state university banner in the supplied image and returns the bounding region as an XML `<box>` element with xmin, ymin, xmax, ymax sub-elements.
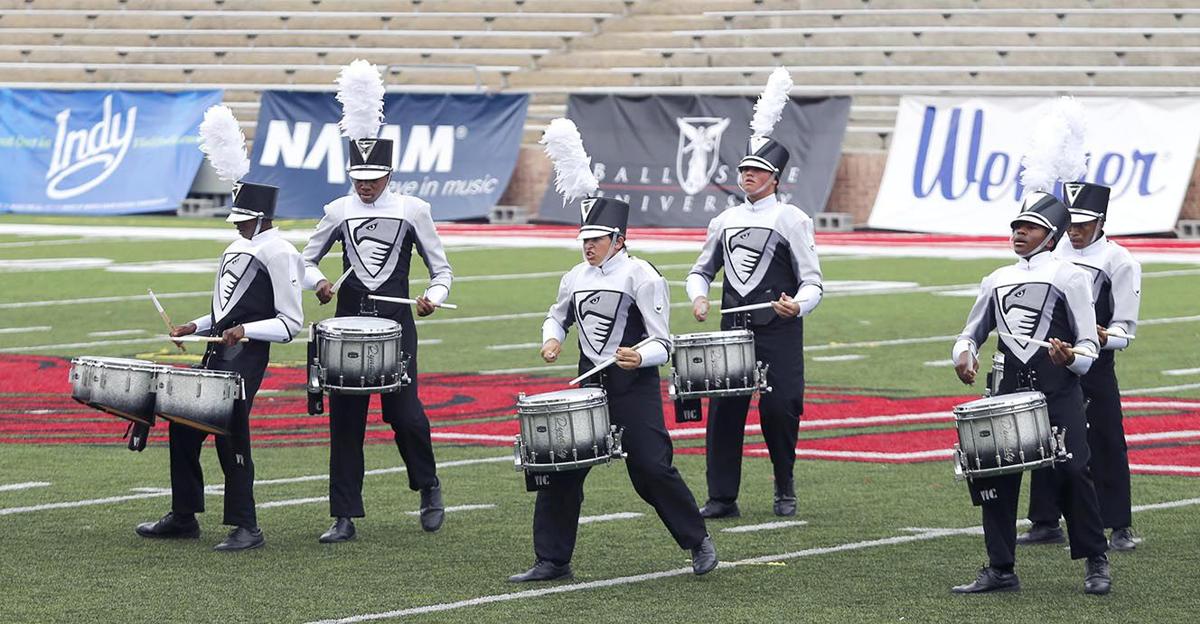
<box><xmin>869</xmin><ymin>96</ymin><xmax>1200</xmax><ymax>236</ymax></box>
<box><xmin>248</xmin><ymin>91</ymin><xmax>528</xmax><ymax>220</ymax></box>
<box><xmin>538</xmin><ymin>94</ymin><xmax>850</xmax><ymax>227</ymax></box>
<box><xmin>0</xmin><ymin>89</ymin><xmax>223</xmax><ymax>214</ymax></box>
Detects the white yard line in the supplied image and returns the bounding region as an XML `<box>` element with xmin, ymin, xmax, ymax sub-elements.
<box><xmin>578</xmin><ymin>512</ymin><xmax>644</xmax><ymax>524</ymax></box>
<box><xmin>87</xmin><ymin>329</ymin><xmax>147</xmax><ymax>337</ymax></box>
<box><xmin>258</xmin><ymin>496</ymin><xmax>329</xmax><ymax>509</ymax></box>
<box><xmin>1163</xmin><ymin>368</ymin><xmax>1200</xmax><ymax>377</ymax></box>
<box><xmin>0</xmin><ymin>326</ymin><xmax>51</xmax><ymax>335</ymax></box>
<box><xmin>811</xmin><ymin>354</ymin><xmax>865</xmax><ymax>362</ymax></box>
<box><xmin>721</xmin><ymin>520</ymin><xmax>808</xmax><ymax>534</ymax></box>
<box><xmin>0</xmin><ymin>481</ymin><xmax>50</xmax><ymax>492</ymax></box>
<box><xmin>404</xmin><ymin>503</ymin><xmax>496</xmax><ymax>516</ymax></box>
<box><xmin>304</xmin><ymin>495</ymin><xmax>1200</xmax><ymax>624</ymax></box>
<box><xmin>1125</xmin><ymin>430</ymin><xmax>1200</xmax><ymax>443</ymax></box>
<box><xmin>923</xmin><ymin>359</ymin><xmax>955</xmax><ymax>367</ymax></box>
<box><xmin>480</xmin><ymin>364</ymin><xmax>577</xmax><ymax>375</ymax></box>
<box><xmin>487</xmin><ymin>342</ymin><xmax>544</xmax><ymax>351</ymax></box>
<box><xmin>430</xmin><ymin>432</ymin><xmax>513</xmax><ymax>442</ymax></box>
<box><xmin>1122</xmin><ymin>382</ymin><xmax>1200</xmax><ymax>396</ymax></box>
<box><xmin>0</xmin><ymin>336</ymin><xmax>177</xmax><ymax>353</ymax></box>
<box><xmin>0</xmin><ymin>290</ymin><xmax>209</xmax><ymax>310</ymax></box>
<box><xmin>807</xmin><ymin>335</ymin><xmax>957</xmax><ymax>352</ymax></box>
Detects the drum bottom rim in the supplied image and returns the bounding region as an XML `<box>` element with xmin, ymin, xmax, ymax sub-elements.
<box><xmin>96</xmin><ymin>405</ymin><xmax>155</xmax><ymax>426</ymax></box>
<box><xmin>159</xmin><ymin>413</ymin><xmax>230</xmax><ymax>436</ymax></box>
<box><xmin>674</xmin><ymin>387</ymin><xmax>758</xmax><ymax>399</ymax></box>
<box><xmin>520</xmin><ymin>455</ymin><xmax>621</xmax><ymax>472</ymax></box>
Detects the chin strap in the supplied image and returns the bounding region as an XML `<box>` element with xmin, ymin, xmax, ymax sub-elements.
<box><xmin>737</xmin><ymin>173</ymin><xmax>776</xmax><ymax>199</ymax></box>
<box><xmin>1090</xmin><ymin>219</ymin><xmax>1105</xmax><ymax>245</ymax></box>
<box><xmin>252</xmin><ymin>216</ymin><xmax>264</xmax><ymax>238</ymax></box>
<box><xmin>1019</xmin><ymin>226</ymin><xmax>1059</xmax><ymax>258</ymax></box>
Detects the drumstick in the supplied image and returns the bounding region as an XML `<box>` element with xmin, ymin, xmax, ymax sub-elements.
<box><xmin>568</xmin><ymin>337</ymin><xmax>657</xmax><ymax>386</ymax></box>
<box><xmin>163</xmin><ymin>335</ymin><xmax>250</xmax><ymax>344</ymax></box>
<box><xmin>148</xmin><ymin>289</ymin><xmax>186</xmax><ymax>353</ymax></box>
<box><xmin>996</xmin><ymin>331</ymin><xmax>1097</xmax><ymax>358</ymax></box>
<box><xmin>367</xmin><ymin>294</ymin><xmax>459</xmax><ymax>310</ymax></box>
<box><xmin>330</xmin><ymin>269</ymin><xmax>353</xmax><ymax>294</ymax></box>
<box><xmin>720</xmin><ymin>298</ymin><xmax>810</xmax><ymax>315</ymax></box>
<box><xmin>1105</xmin><ymin>326</ymin><xmax>1136</xmax><ymax>341</ymax></box>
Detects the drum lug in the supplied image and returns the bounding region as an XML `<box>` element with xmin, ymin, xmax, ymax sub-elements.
<box><xmin>513</xmin><ymin>435</ymin><xmax>525</xmax><ymax>471</ymax></box>
<box><xmin>1051</xmin><ymin>426</ymin><xmax>1072</xmax><ymax>463</ymax></box>
<box><xmin>952</xmin><ymin>444</ymin><xmax>966</xmax><ymax>481</ymax></box>
<box><xmin>308</xmin><ymin>363</ymin><xmax>323</xmax><ymax>394</ymax></box>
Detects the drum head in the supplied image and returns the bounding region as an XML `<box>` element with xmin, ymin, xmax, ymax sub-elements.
<box><xmin>519</xmin><ymin>387</ymin><xmax>605</xmax><ymax>406</ymax></box>
<box><xmin>673</xmin><ymin>329</ymin><xmax>754</xmax><ymax>346</ymax></box>
<box><xmin>157</xmin><ymin>366</ymin><xmax>240</xmax><ymax>380</ymax></box>
<box><xmin>75</xmin><ymin>356</ymin><xmax>160</xmax><ymax>371</ymax></box>
<box><xmin>954</xmin><ymin>390</ymin><xmax>1046</xmax><ymax>418</ymax></box>
<box><xmin>317</xmin><ymin>316</ymin><xmax>401</xmax><ymax>336</ymax></box>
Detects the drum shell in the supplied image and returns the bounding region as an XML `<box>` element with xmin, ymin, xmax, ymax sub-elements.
<box><xmin>987</xmin><ymin>352</ymin><xmax>1005</xmax><ymax>397</ymax></box>
<box><xmin>71</xmin><ymin>357</ymin><xmax>159</xmax><ymax>426</ymax></box>
<box><xmin>154</xmin><ymin>368</ymin><xmax>241</xmax><ymax>436</ymax></box>
<box><xmin>955</xmin><ymin>392</ymin><xmax>1055</xmax><ymax>478</ymax></box>
<box><xmin>315</xmin><ymin>318</ymin><xmax>404</xmax><ymax>394</ymax></box>
<box><xmin>671</xmin><ymin>330</ymin><xmax>756</xmax><ymax>398</ymax></box>
<box><xmin>517</xmin><ymin>390</ymin><xmax>611</xmax><ymax>471</ymax></box>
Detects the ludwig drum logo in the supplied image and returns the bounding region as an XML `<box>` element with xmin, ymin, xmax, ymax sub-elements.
<box><xmin>675</xmin><ymin>117</ymin><xmax>730</xmax><ymax>195</ymax></box>
<box><xmin>45</xmin><ymin>95</ymin><xmax>137</xmax><ymax>200</ymax></box>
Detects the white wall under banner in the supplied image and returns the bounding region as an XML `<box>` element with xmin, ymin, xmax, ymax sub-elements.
<box><xmin>868</xmin><ymin>96</ymin><xmax>1200</xmax><ymax>236</ymax></box>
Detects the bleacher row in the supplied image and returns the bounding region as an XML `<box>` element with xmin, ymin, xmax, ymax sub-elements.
<box><xmin>3</xmin><ymin>0</ymin><xmax>1198</xmax><ymax>152</ymax></box>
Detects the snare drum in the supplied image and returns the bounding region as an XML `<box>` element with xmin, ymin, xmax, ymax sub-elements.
<box><xmin>984</xmin><ymin>352</ymin><xmax>1005</xmax><ymax>397</ymax></box>
<box><xmin>154</xmin><ymin>367</ymin><xmax>243</xmax><ymax>435</ymax></box>
<box><xmin>312</xmin><ymin>316</ymin><xmax>406</xmax><ymax>394</ymax></box>
<box><xmin>952</xmin><ymin>391</ymin><xmax>1067</xmax><ymax>480</ymax></box>
<box><xmin>669</xmin><ymin>330</ymin><xmax>767</xmax><ymax>399</ymax></box>
<box><xmin>513</xmin><ymin>388</ymin><xmax>624</xmax><ymax>473</ymax></box>
<box><xmin>69</xmin><ymin>356</ymin><xmax>160</xmax><ymax>426</ymax></box>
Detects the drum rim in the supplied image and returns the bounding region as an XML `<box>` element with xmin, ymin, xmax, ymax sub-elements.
<box><xmin>673</xmin><ymin>329</ymin><xmax>755</xmax><ymax>345</ymax></box>
<box><xmin>317</xmin><ymin>316</ymin><xmax>402</xmax><ymax>336</ymax></box>
<box><xmin>517</xmin><ymin>387</ymin><xmax>607</xmax><ymax>406</ymax></box>
<box><xmin>156</xmin><ymin>366</ymin><xmax>242</xmax><ymax>380</ymax></box>
<box><xmin>70</xmin><ymin>356</ymin><xmax>162</xmax><ymax>371</ymax></box>
<box><xmin>953</xmin><ymin>390</ymin><xmax>1047</xmax><ymax>418</ymax></box>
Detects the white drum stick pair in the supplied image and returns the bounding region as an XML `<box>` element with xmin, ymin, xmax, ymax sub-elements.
<box><xmin>996</xmin><ymin>331</ymin><xmax>1098</xmax><ymax>358</ymax></box>
<box><xmin>148</xmin><ymin>288</ymin><xmax>186</xmax><ymax>353</ymax></box>
<box><xmin>368</xmin><ymin>294</ymin><xmax>459</xmax><ymax>310</ymax></box>
<box><xmin>163</xmin><ymin>335</ymin><xmax>250</xmax><ymax>344</ymax></box>
<box><xmin>719</xmin><ymin>297</ymin><xmax>809</xmax><ymax>315</ymax></box>
<box><xmin>568</xmin><ymin>337</ymin><xmax>657</xmax><ymax>386</ymax></box>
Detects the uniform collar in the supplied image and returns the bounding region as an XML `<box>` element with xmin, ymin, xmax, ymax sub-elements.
<box><xmin>592</xmin><ymin>248</ymin><xmax>629</xmax><ymax>275</ymax></box>
<box><xmin>351</xmin><ymin>190</ymin><xmax>396</xmax><ymax>209</ymax></box>
<box><xmin>1017</xmin><ymin>249</ymin><xmax>1053</xmax><ymax>270</ymax></box>
<box><xmin>744</xmin><ymin>193</ymin><xmax>779</xmax><ymax>212</ymax></box>
<box><xmin>1079</xmin><ymin>233</ymin><xmax>1108</xmax><ymax>255</ymax></box>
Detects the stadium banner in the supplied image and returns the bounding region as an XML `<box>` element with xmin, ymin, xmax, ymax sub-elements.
<box><xmin>537</xmin><ymin>94</ymin><xmax>851</xmax><ymax>227</ymax></box>
<box><xmin>869</xmin><ymin>96</ymin><xmax>1200</xmax><ymax>236</ymax></box>
<box><xmin>0</xmin><ymin>89</ymin><xmax>223</xmax><ymax>214</ymax></box>
<box><xmin>248</xmin><ymin>91</ymin><xmax>528</xmax><ymax>220</ymax></box>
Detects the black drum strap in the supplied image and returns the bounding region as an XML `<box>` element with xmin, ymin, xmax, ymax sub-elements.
<box><xmin>306</xmin><ymin>328</ymin><xmax>324</xmax><ymax>415</ymax></box>
<box><xmin>125</xmin><ymin>422</ymin><xmax>150</xmax><ymax>452</ymax></box>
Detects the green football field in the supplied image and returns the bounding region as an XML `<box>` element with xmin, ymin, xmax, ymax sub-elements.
<box><xmin>1</xmin><ymin>215</ymin><xmax>1198</xmax><ymax>623</ymax></box>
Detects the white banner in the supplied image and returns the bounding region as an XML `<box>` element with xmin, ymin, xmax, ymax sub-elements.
<box><xmin>868</xmin><ymin>97</ymin><xmax>1200</xmax><ymax>236</ymax></box>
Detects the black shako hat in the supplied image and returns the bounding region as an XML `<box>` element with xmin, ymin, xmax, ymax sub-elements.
<box><xmin>226</xmin><ymin>181</ymin><xmax>279</xmax><ymax>223</ymax></box>
<box><xmin>347</xmin><ymin>138</ymin><xmax>393</xmax><ymax>180</ymax></box>
<box><xmin>1011</xmin><ymin>191</ymin><xmax>1071</xmax><ymax>240</ymax></box>
<box><xmin>738</xmin><ymin>135</ymin><xmax>790</xmax><ymax>175</ymax></box>
<box><xmin>576</xmin><ymin>196</ymin><xmax>630</xmax><ymax>241</ymax></box>
<box><xmin>1063</xmin><ymin>181</ymin><xmax>1110</xmax><ymax>224</ymax></box>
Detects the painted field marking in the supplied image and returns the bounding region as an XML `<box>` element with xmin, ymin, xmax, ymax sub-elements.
<box><xmin>0</xmin><ymin>258</ymin><xmax>112</xmax><ymax>272</ymax></box>
<box><xmin>486</xmin><ymin>342</ymin><xmax>544</xmax><ymax>351</ymax></box>
<box><xmin>0</xmin><ymin>336</ymin><xmax>183</xmax><ymax>353</ymax></box>
<box><xmin>430</xmin><ymin>432</ymin><xmax>513</xmax><ymax>443</ymax></box>
<box><xmin>303</xmin><ymin>495</ymin><xmax>1200</xmax><ymax>624</ymax></box>
<box><xmin>87</xmin><ymin>329</ymin><xmax>147</xmax><ymax>337</ymax></box>
<box><xmin>578</xmin><ymin>512</ymin><xmax>644</xmax><ymax>525</ymax></box>
<box><xmin>811</xmin><ymin>354</ymin><xmax>865</xmax><ymax>362</ymax></box>
<box><xmin>480</xmin><ymin>364</ymin><xmax>577</xmax><ymax>375</ymax></box>
<box><xmin>1130</xmin><ymin>464</ymin><xmax>1200</xmax><ymax>475</ymax></box>
<box><xmin>0</xmin><ymin>326</ymin><xmax>51</xmax><ymax>335</ymax></box>
<box><xmin>1122</xmin><ymin>382</ymin><xmax>1200</xmax><ymax>396</ymax></box>
<box><xmin>1163</xmin><ymin>367</ymin><xmax>1200</xmax><ymax>377</ymax></box>
<box><xmin>0</xmin><ymin>481</ymin><xmax>50</xmax><ymax>492</ymax></box>
<box><xmin>405</xmin><ymin>504</ymin><xmax>496</xmax><ymax>516</ymax></box>
<box><xmin>721</xmin><ymin>520</ymin><xmax>808</xmax><ymax>534</ymax></box>
<box><xmin>0</xmin><ymin>290</ymin><xmax>210</xmax><ymax>310</ymax></box>
<box><xmin>258</xmin><ymin>496</ymin><xmax>328</xmax><ymax>509</ymax></box>
<box><xmin>923</xmin><ymin>359</ymin><xmax>955</xmax><ymax>367</ymax></box>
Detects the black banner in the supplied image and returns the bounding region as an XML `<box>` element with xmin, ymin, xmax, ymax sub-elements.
<box><xmin>538</xmin><ymin>94</ymin><xmax>850</xmax><ymax>227</ymax></box>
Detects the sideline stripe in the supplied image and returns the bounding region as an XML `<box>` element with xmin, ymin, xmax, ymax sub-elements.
<box><xmin>0</xmin><ymin>326</ymin><xmax>51</xmax><ymax>335</ymax></box>
<box><xmin>305</xmin><ymin>495</ymin><xmax>1200</xmax><ymax>624</ymax></box>
<box><xmin>1163</xmin><ymin>367</ymin><xmax>1200</xmax><ymax>377</ymax></box>
<box><xmin>0</xmin><ymin>290</ymin><xmax>209</xmax><ymax>310</ymax></box>
<box><xmin>486</xmin><ymin>342</ymin><xmax>543</xmax><ymax>351</ymax></box>
<box><xmin>578</xmin><ymin>512</ymin><xmax>643</xmax><ymax>524</ymax></box>
<box><xmin>87</xmin><ymin>329</ymin><xmax>148</xmax><ymax>337</ymax></box>
<box><xmin>1129</xmin><ymin>464</ymin><xmax>1200</xmax><ymax>475</ymax></box>
<box><xmin>405</xmin><ymin>504</ymin><xmax>496</xmax><ymax>516</ymax></box>
<box><xmin>1122</xmin><ymin>382</ymin><xmax>1200</xmax><ymax>396</ymax></box>
<box><xmin>721</xmin><ymin>520</ymin><xmax>808</xmax><ymax>534</ymax></box>
<box><xmin>0</xmin><ymin>481</ymin><xmax>50</xmax><ymax>492</ymax></box>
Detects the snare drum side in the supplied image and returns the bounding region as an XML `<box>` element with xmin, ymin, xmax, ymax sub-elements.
<box><xmin>154</xmin><ymin>369</ymin><xmax>240</xmax><ymax>436</ymax></box>
<box><xmin>88</xmin><ymin>361</ymin><xmax>158</xmax><ymax>426</ymax></box>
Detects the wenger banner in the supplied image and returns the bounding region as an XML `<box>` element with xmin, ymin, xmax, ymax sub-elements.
<box><xmin>869</xmin><ymin>96</ymin><xmax>1200</xmax><ymax>236</ymax></box>
<box><xmin>248</xmin><ymin>91</ymin><xmax>527</xmax><ymax>220</ymax></box>
<box><xmin>0</xmin><ymin>89</ymin><xmax>222</xmax><ymax>214</ymax></box>
<box><xmin>538</xmin><ymin>94</ymin><xmax>850</xmax><ymax>227</ymax></box>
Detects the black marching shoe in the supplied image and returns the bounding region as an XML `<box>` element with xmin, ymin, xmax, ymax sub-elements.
<box><xmin>951</xmin><ymin>566</ymin><xmax>1020</xmax><ymax>594</ymax></box>
<box><xmin>1084</xmin><ymin>554</ymin><xmax>1112</xmax><ymax>595</ymax></box>
<box><xmin>319</xmin><ymin>517</ymin><xmax>356</xmax><ymax>543</ymax></box>
<box><xmin>135</xmin><ymin>512</ymin><xmax>200</xmax><ymax>539</ymax></box>
<box><xmin>419</xmin><ymin>480</ymin><xmax>445</xmax><ymax>533</ymax></box>
<box><xmin>213</xmin><ymin>526</ymin><xmax>264</xmax><ymax>552</ymax></box>
<box><xmin>1109</xmin><ymin>527</ymin><xmax>1139</xmax><ymax>551</ymax></box>
<box><xmin>507</xmin><ymin>560</ymin><xmax>573</xmax><ymax>583</ymax></box>
<box><xmin>773</xmin><ymin>480</ymin><xmax>797</xmax><ymax>517</ymax></box>
<box><xmin>690</xmin><ymin>534</ymin><xmax>719</xmax><ymax>575</ymax></box>
<box><xmin>699</xmin><ymin>499</ymin><xmax>740</xmax><ymax>519</ymax></box>
<box><xmin>1016</xmin><ymin>522</ymin><xmax>1065</xmax><ymax>545</ymax></box>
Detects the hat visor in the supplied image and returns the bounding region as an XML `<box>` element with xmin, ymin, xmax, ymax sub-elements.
<box><xmin>576</xmin><ymin>226</ymin><xmax>620</xmax><ymax>241</ymax></box>
<box><xmin>348</xmin><ymin>168</ymin><xmax>391</xmax><ymax>181</ymax></box>
<box><xmin>737</xmin><ymin>156</ymin><xmax>778</xmax><ymax>173</ymax></box>
<box><xmin>1010</xmin><ymin>213</ymin><xmax>1053</xmax><ymax>231</ymax></box>
<box><xmin>226</xmin><ymin>212</ymin><xmax>259</xmax><ymax>223</ymax></box>
<box><xmin>1069</xmin><ymin>211</ymin><xmax>1101</xmax><ymax>224</ymax></box>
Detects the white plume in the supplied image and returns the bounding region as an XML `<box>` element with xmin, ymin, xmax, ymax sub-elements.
<box><xmin>750</xmin><ymin>67</ymin><xmax>794</xmax><ymax>137</ymax></box>
<box><xmin>336</xmin><ymin>59</ymin><xmax>385</xmax><ymax>140</ymax></box>
<box><xmin>540</xmin><ymin>118</ymin><xmax>598</xmax><ymax>203</ymax></box>
<box><xmin>1019</xmin><ymin>96</ymin><xmax>1089</xmax><ymax>196</ymax></box>
<box><xmin>198</xmin><ymin>104</ymin><xmax>249</xmax><ymax>183</ymax></box>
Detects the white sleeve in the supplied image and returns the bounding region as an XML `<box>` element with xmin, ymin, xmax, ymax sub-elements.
<box><xmin>1063</xmin><ymin>267</ymin><xmax>1099</xmax><ymax>376</ymax></box>
<box><xmin>241</xmin><ymin>246</ymin><xmax>304</xmax><ymax>343</ymax></box>
<box><xmin>785</xmin><ymin>213</ymin><xmax>824</xmax><ymax>316</ymax></box>
<box><xmin>1104</xmin><ymin>251</ymin><xmax>1141</xmax><ymax>351</ymax></box>
<box><xmin>541</xmin><ymin>271</ymin><xmax>572</xmax><ymax>345</ymax></box>
<box><xmin>686</xmin><ymin>218</ymin><xmax>723</xmax><ymax>302</ymax></box>
<box><xmin>189</xmin><ymin>314</ymin><xmax>213</xmax><ymax>336</ymax></box>
<box><xmin>412</xmin><ymin>200</ymin><xmax>453</xmax><ymax>304</ymax></box>
<box><xmin>301</xmin><ymin>204</ymin><xmax>341</xmax><ymax>290</ymax></box>
<box><xmin>953</xmin><ymin>275</ymin><xmax>995</xmax><ymax>363</ymax></box>
<box><xmin>633</xmin><ymin>270</ymin><xmax>672</xmax><ymax>368</ymax></box>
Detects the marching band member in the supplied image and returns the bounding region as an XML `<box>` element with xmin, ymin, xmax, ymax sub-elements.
<box><xmin>686</xmin><ymin>68</ymin><xmax>823</xmax><ymax>518</ymax></box>
<box><xmin>508</xmin><ymin>119</ymin><xmax>716</xmax><ymax>582</ymax></box>
<box><xmin>301</xmin><ymin>61</ymin><xmax>451</xmax><ymax>542</ymax></box>
<box><xmin>137</xmin><ymin>106</ymin><xmax>304</xmax><ymax>551</ymax></box>
<box><xmin>950</xmin><ymin>104</ymin><xmax>1111</xmax><ymax>593</ymax></box>
<box><xmin>1018</xmin><ymin>182</ymin><xmax>1143</xmax><ymax>551</ymax></box>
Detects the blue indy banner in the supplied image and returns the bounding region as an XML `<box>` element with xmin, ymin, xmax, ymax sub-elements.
<box><xmin>247</xmin><ymin>91</ymin><xmax>529</xmax><ymax>220</ymax></box>
<box><xmin>0</xmin><ymin>89</ymin><xmax>223</xmax><ymax>214</ymax></box>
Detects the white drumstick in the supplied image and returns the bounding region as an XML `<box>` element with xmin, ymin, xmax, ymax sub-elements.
<box><xmin>996</xmin><ymin>331</ymin><xmax>1097</xmax><ymax>358</ymax></box>
<box><xmin>148</xmin><ymin>288</ymin><xmax>186</xmax><ymax>353</ymax></box>
<box><xmin>164</xmin><ymin>335</ymin><xmax>250</xmax><ymax>344</ymax></box>
<box><xmin>1106</xmin><ymin>326</ymin><xmax>1136</xmax><ymax>341</ymax></box>
<box><xmin>720</xmin><ymin>298</ymin><xmax>809</xmax><ymax>315</ymax></box>
<box><xmin>568</xmin><ymin>337</ymin><xmax>657</xmax><ymax>386</ymax></box>
<box><xmin>368</xmin><ymin>294</ymin><xmax>459</xmax><ymax>310</ymax></box>
<box><xmin>330</xmin><ymin>270</ymin><xmax>353</xmax><ymax>294</ymax></box>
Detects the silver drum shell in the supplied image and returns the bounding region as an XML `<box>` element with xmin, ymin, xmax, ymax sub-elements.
<box><xmin>516</xmin><ymin>389</ymin><xmax>614</xmax><ymax>472</ymax></box>
<box><xmin>315</xmin><ymin>317</ymin><xmax>405</xmax><ymax>394</ymax></box>
<box><xmin>154</xmin><ymin>367</ymin><xmax>242</xmax><ymax>435</ymax></box>
<box><xmin>953</xmin><ymin>391</ymin><xmax>1056</xmax><ymax>478</ymax></box>
<box><xmin>70</xmin><ymin>357</ymin><xmax>159</xmax><ymax>426</ymax></box>
<box><xmin>671</xmin><ymin>329</ymin><xmax>756</xmax><ymax>398</ymax></box>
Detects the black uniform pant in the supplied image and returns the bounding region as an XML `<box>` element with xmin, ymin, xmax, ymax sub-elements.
<box><xmin>169</xmin><ymin>348</ymin><xmax>266</xmax><ymax>528</ymax></box>
<box><xmin>532</xmin><ymin>370</ymin><xmax>708</xmax><ymax>565</ymax></box>
<box><xmin>706</xmin><ymin>320</ymin><xmax>805</xmax><ymax>504</ymax></box>
<box><xmin>327</xmin><ymin>342</ymin><xmax>437</xmax><ymax>518</ymax></box>
<box><xmin>1026</xmin><ymin>359</ymin><xmax>1132</xmax><ymax>529</ymax></box>
<box><xmin>973</xmin><ymin>387</ymin><xmax>1108</xmax><ymax>567</ymax></box>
